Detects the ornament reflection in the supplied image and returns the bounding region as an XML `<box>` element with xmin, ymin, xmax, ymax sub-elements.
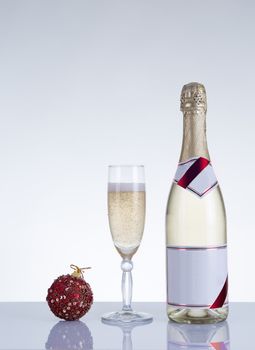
<box><xmin>167</xmin><ymin>320</ymin><xmax>230</xmax><ymax>350</ymax></box>
<box><xmin>45</xmin><ymin>320</ymin><xmax>93</xmax><ymax>350</ymax></box>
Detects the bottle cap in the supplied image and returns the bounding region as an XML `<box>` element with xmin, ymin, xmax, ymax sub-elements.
<box><xmin>180</xmin><ymin>82</ymin><xmax>207</xmax><ymax>113</ymax></box>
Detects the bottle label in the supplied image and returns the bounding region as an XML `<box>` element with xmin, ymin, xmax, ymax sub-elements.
<box><xmin>167</xmin><ymin>246</ymin><xmax>228</xmax><ymax>308</ymax></box>
<box><xmin>174</xmin><ymin>157</ymin><xmax>218</xmax><ymax>197</ymax></box>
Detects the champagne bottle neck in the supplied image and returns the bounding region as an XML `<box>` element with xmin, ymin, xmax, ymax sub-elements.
<box><xmin>179</xmin><ymin>111</ymin><xmax>209</xmax><ymax>162</ymax></box>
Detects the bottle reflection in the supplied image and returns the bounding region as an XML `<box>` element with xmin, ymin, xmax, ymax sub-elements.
<box><xmin>167</xmin><ymin>321</ymin><xmax>230</xmax><ymax>350</ymax></box>
<box><xmin>45</xmin><ymin>320</ymin><xmax>93</xmax><ymax>350</ymax></box>
<box><xmin>102</xmin><ymin>319</ymin><xmax>152</xmax><ymax>350</ymax></box>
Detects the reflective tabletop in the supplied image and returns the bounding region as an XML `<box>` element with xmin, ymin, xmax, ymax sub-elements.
<box><xmin>0</xmin><ymin>302</ymin><xmax>252</xmax><ymax>349</ymax></box>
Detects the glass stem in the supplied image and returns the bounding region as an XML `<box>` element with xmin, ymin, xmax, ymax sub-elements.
<box><xmin>121</xmin><ymin>259</ymin><xmax>133</xmax><ymax>312</ymax></box>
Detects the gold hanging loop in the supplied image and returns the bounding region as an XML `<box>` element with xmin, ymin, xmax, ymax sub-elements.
<box><xmin>70</xmin><ymin>264</ymin><xmax>91</xmax><ymax>278</ymax></box>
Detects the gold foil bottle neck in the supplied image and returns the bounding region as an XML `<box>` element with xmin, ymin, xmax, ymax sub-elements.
<box><xmin>180</xmin><ymin>82</ymin><xmax>207</xmax><ymax>113</ymax></box>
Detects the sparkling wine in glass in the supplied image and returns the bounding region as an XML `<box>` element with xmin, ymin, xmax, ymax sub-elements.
<box><xmin>102</xmin><ymin>165</ymin><xmax>153</xmax><ymax>324</ymax></box>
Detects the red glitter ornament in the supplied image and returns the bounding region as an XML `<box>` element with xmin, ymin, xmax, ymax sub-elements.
<box><xmin>46</xmin><ymin>264</ymin><xmax>93</xmax><ymax>321</ymax></box>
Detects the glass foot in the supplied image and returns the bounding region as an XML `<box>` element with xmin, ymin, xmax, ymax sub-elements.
<box><xmin>101</xmin><ymin>310</ymin><xmax>153</xmax><ymax>325</ymax></box>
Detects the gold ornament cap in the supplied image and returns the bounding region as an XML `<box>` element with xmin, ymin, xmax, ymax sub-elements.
<box><xmin>70</xmin><ymin>264</ymin><xmax>91</xmax><ymax>279</ymax></box>
<box><xmin>180</xmin><ymin>82</ymin><xmax>207</xmax><ymax>113</ymax></box>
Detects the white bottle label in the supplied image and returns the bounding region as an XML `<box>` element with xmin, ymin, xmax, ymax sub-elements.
<box><xmin>167</xmin><ymin>246</ymin><xmax>228</xmax><ymax>308</ymax></box>
<box><xmin>174</xmin><ymin>157</ymin><xmax>218</xmax><ymax>197</ymax></box>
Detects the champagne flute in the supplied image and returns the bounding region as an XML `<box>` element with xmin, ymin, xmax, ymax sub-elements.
<box><xmin>102</xmin><ymin>165</ymin><xmax>153</xmax><ymax>324</ymax></box>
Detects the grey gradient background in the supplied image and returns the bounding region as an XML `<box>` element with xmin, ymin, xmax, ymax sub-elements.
<box><xmin>0</xmin><ymin>0</ymin><xmax>254</xmax><ymax>301</ymax></box>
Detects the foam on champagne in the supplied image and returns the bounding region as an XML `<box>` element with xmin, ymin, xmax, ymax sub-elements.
<box><xmin>108</xmin><ymin>182</ymin><xmax>145</xmax><ymax>192</ymax></box>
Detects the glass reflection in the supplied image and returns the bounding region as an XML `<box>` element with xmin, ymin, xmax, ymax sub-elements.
<box><xmin>102</xmin><ymin>318</ymin><xmax>152</xmax><ymax>350</ymax></box>
<box><xmin>45</xmin><ymin>320</ymin><xmax>93</xmax><ymax>350</ymax></box>
<box><xmin>167</xmin><ymin>321</ymin><xmax>230</xmax><ymax>350</ymax></box>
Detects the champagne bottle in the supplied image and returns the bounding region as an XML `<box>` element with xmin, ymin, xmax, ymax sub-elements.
<box><xmin>166</xmin><ymin>82</ymin><xmax>228</xmax><ymax>323</ymax></box>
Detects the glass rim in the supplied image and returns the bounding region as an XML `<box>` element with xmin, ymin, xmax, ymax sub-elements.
<box><xmin>108</xmin><ymin>164</ymin><xmax>144</xmax><ymax>168</ymax></box>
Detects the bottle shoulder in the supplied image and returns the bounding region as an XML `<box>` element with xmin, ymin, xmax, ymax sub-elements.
<box><xmin>167</xmin><ymin>182</ymin><xmax>226</xmax><ymax>212</ymax></box>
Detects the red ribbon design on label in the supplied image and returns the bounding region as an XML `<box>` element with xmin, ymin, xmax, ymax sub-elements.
<box><xmin>177</xmin><ymin>157</ymin><xmax>210</xmax><ymax>188</ymax></box>
<box><xmin>210</xmin><ymin>277</ymin><xmax>228</xmax><ymax>309</ymax></box>
<box><xmin>210</xmin><ymin>342</ymin><xmax>227</xmax><ymax>350</ymax></box>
